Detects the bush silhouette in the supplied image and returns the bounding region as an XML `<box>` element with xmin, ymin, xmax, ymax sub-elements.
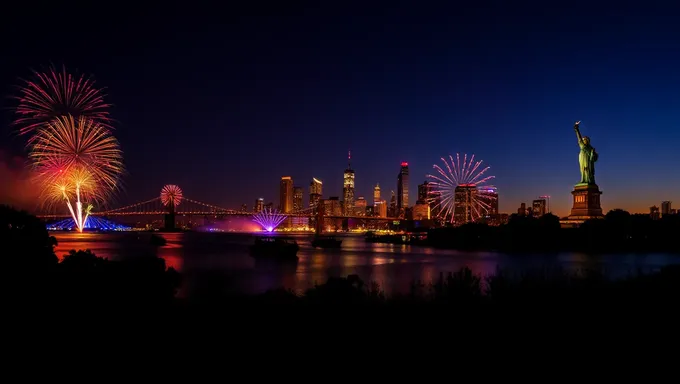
<box><xmin>426</xmin><ymin>209</ymin><xmax>678</xmax><ymax>253</ymax></box>
<box><xmin>1</xmin><ymin>204</ymin><xmax>57</xmax><ymax>268</ymax></box>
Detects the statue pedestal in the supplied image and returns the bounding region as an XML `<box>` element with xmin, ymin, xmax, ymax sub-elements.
<box><xmin>567</xmin><ymin>184</ymin><xmax>604</xmax><ymax>222</ymax></box>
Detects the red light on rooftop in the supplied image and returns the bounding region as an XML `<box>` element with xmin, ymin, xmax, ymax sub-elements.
<box><xmin>401</xmin><ymin>162</ymin><xmax>408</xmax><ymax>167</ymax></box>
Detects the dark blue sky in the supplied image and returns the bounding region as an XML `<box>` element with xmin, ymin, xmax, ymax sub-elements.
<box><xmin>1</xmin><ymin>1</ymin><xmax>679</xmax><ymax>215</ymax></box>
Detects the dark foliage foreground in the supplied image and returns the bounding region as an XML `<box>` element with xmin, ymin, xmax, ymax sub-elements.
<box><xmin>4</xmin><ymin>205</ymin><xmax>680</xmax><ymax>329</ymax></box>
<box><xmin>428</xmin><ymin>210</ymin><xmax>680</xmax><ymax>252</ymax></box>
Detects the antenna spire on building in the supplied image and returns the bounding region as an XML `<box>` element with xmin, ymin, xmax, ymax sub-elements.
<box><xmin>348</xmin><ymin>150</ymin><xmax>351</xmax><ymax>168</ymax></box>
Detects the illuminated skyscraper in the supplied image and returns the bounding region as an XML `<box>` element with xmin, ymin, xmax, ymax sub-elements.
<box><xmin>376</xmin><ymin>200</ymin><xmax>387</xmax><ymax>217</ymax></box>
<box><xmin>372</xmin><ymin>183</ymin><xmax>380</xmax><ymax>205</ymax></box>
<box><xmin>324</xmin><ymin>197</ymin><xmax>342</xmax><ymax>216</ymax></box>
<box><xmin>309</xmin><ymin>194</ymin><xmax>321</xmax><ymax>210</ymax></box>
<box><xmin>310</xmin><ymin>178</ymin><xmax>323</xmax><ymax>195</ymax></box>
<box><xmin>309</xmin><ymin>178</ymin><xmax>322</xmax><ymax>209</ymax></box>
<box><xmin>417</xmin><ymin>181</ymin><xmax>430</xmax><ymax>201</ymax></box>
<box><xmin>389</xmin><ymin>191</ymin><xmax>396</xmax><ymax>217</ymax></box>
<box><xmin>415</xmin><ymin>181</ymin><xmax>432</xmax><ymax>220</ymax></box>
<box><xmin>421</xmin><ymin>181</ymin><xmax>442</xmax><ymax>219</ymax></box>
<box><xmin>355</xmin><ymin>196</ymin><xmax>367</xmax><ymax>216</ymax></box>
<box><xmin>397</xmin><ymin>162</ymin><xmax>409</xmax><ymax>217</ymax></box>
<box><xmin>254</xmin><ymin>198</ymin><xmax>264</xmax><ymax>213</ymax></box>
<box><xmin>343</xmin><ymin>151</ymin><xmax>355</xmax><ymax>216</ymax></box>
<box><xmin>309</xmin><ymin>194</ymin><xmax>321</xmax><ymax>211</ymax></box>
<box><xmin>454</xmin><ymin>185</ymin><xmax>475</xmax><ymax>225</ymax></box>
<box><xmin>484</xmin><ymin>187</ymin><xmax>499</xmax><ymax>215</ymax></box>
<box><xmin>413</xmin><ymin>201</ymin><xmax>430</xmax><ymax>220</ymax></box>
<box><xmin>280</xmin><ymin>176</ymin><xmax>293</xmax><ymax>213</ymax></box>
<box><xmin>324</xmin><ymin>197</ymin><xmax>343</xmax><ymax>230</ymax></box>
<box><xmin>293</xmin><ymin>187</ymin><xmax>303</xmax><ymax>212</ymax></box>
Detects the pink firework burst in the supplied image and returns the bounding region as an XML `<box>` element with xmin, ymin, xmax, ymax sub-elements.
<box><xmin>14</xmin><ymin>65</ymin><xmax>112</xmax><ymax>135</ymax></box>
<box><xmin>161</xmin><ymin>184</ymin><xmax>183</xmax><ymax>208</ymax></box>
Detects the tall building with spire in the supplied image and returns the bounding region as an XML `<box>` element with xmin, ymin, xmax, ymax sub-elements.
<box><xmin>372</xmin><ymin>183</ymin><xmax>382</xmax><ymax>218</ymax></box>
<box><xmin>343</xmin><ymin>151</ymin><xmax>355</xmax><ymax>216</ymax></box>
<box><xmin>373</xmin><ymin>183</ymin><xmax>381</xmax><ymax>206</ymax></box>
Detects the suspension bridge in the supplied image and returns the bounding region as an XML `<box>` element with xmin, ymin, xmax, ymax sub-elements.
<box><xmin>36</xmin><ymin>185</ymin><xmax>399</xmax><ymax>222</ymax></box>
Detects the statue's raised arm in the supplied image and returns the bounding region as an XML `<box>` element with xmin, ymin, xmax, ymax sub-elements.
<box><xmin>574</xmin><ymin>121</ymin><xmax>583</xmax><ymax>144</ymax></box>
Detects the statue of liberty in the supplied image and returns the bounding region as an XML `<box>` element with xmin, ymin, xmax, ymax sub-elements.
<box><xmin>574</xmin><ymin>121</ymin><xmax>598</xmax><ymax>185</ymax></box>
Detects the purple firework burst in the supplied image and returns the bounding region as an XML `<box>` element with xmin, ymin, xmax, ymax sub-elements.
<box><xmin>252</xmin><ymin>208</ymin><xmax>287</xmax><ymax>232</ymax></box>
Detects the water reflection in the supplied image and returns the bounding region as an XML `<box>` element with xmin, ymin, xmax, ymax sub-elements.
<box><xmin>371</xmin><ymin>258</ymin><xmax>390</xmax><ymax>291</ymax></box>
<box><xmin>155</xmin><ymin>233</ymin><xmax>184</xmax><ymax>271</ymax></box>
<box><xmin>53</xmin><ymin>231</ymin><xmax>152</xmax><ymax>260</ymax></box>
<box><xmin>50</xmin><ymin>231</ymin><xmax>680</xmax><ymax>297</ymax></box>
<box><xmin>306</xmin><ymin>252</ymin><xmax>328</xmax><ymax>287</ymax></box>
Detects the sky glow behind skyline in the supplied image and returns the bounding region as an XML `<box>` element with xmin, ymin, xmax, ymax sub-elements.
<box><xmin>1</xmin><ymin>2</ymin><xmax>678</xmax><ymax>216</ymax></box>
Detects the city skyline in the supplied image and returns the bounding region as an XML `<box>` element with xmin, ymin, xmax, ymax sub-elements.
<box><xmin>249</xmin><ymin>155</ymin><xmax>674</xmax><ymax>218</ymax></box>
<box><xmin>1</xmin><ymin>3</ymin><xmax>679</xmax><ymax>216</ymax></box>
<box><xmin>1</xmin><ymin>138</ymin><xmax>676</xmax><ymax>217</ymax></box>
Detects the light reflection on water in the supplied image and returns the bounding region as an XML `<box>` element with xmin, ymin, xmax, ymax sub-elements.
<box><xmin>51</xmin><ymin>231</ymin><xmax>680</xmax><ymax>297</ymax></box>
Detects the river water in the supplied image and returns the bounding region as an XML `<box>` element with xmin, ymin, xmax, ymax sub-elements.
<box><xmin>52</xmin><ymin>231</ymin><xmax>680</xmax><ymax>297</ymax></box>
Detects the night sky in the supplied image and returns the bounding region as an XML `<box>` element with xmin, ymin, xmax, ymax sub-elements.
<box><xmin>1</xmin><ymin>1</ymin><xmax>679</xmax><ymax>216</ymax></box>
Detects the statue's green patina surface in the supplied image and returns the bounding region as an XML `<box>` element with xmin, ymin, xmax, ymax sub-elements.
<box><xmin>574</xmin><ymin>121</ymin><xmax>598</xmax><ymax>186</ymax></box>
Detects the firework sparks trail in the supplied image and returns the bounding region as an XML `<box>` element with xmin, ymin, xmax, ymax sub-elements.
<box><xmin>29</xmin><ymin>115</ymin><xmax>123</xmax><ymax>232</ymax></box>
<box><xmin>14</xmin><ymin>66</ymin><xmax>112</xmax><ymax>136</ymax></box>
<box><xmin>427</xmin><ymin>153</ymin><xmax>496</xmax><ymax>224</ymax></box>
<box><xmin>252</xmin><ymin>208</ymin><xmax>287</xmax><ymax>232</ymax></box>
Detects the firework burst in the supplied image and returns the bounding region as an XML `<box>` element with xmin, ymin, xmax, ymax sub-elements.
<box><xmin>427</xmin><ymin>153</ymin><xmax>496</xmax><ymax>224</ymax></box>
<box><xmin>161</xmin><ymin>185</ymin><xmax>183</xmax><ymax>209</ymax></box>
<box><xmin>30</xmin><ymin>115</ymin><xmax>123</xmax><ymax>194</ymax></box>
<box><xmin>252</xmin><ymin>208</ymin><xmax>287</xmax><ymax>232</ymax></box>
<box><xmin>14</xmin><ymin>66</ymin><xmax>112</xmax><ymax>135</ymax></box>
<box><xmin>29</xmin><ymin>115</ymin><xmax>123</xmax><ymax>231</ymax></box>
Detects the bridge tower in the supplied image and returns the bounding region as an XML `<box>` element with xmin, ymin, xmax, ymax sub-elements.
<box><xmin>161</xmin><ymin>184</ymin><xmax>183</xmax><ymax>231</ymax></box>
<box><xmin>164</xmin><ymin>210</ymin><xmax>176</xmax><ymax>231</ymax></box>
<box><xmin>315</xmin><ymin>201</ymin><xmax>325</xmax><ymax>235</ymax></box>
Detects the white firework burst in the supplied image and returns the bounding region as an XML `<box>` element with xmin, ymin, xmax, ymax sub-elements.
<box><xmin>427</xmin><ymin>153</ymin><xmax>496</xmax><ymax>224</ymax></box>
